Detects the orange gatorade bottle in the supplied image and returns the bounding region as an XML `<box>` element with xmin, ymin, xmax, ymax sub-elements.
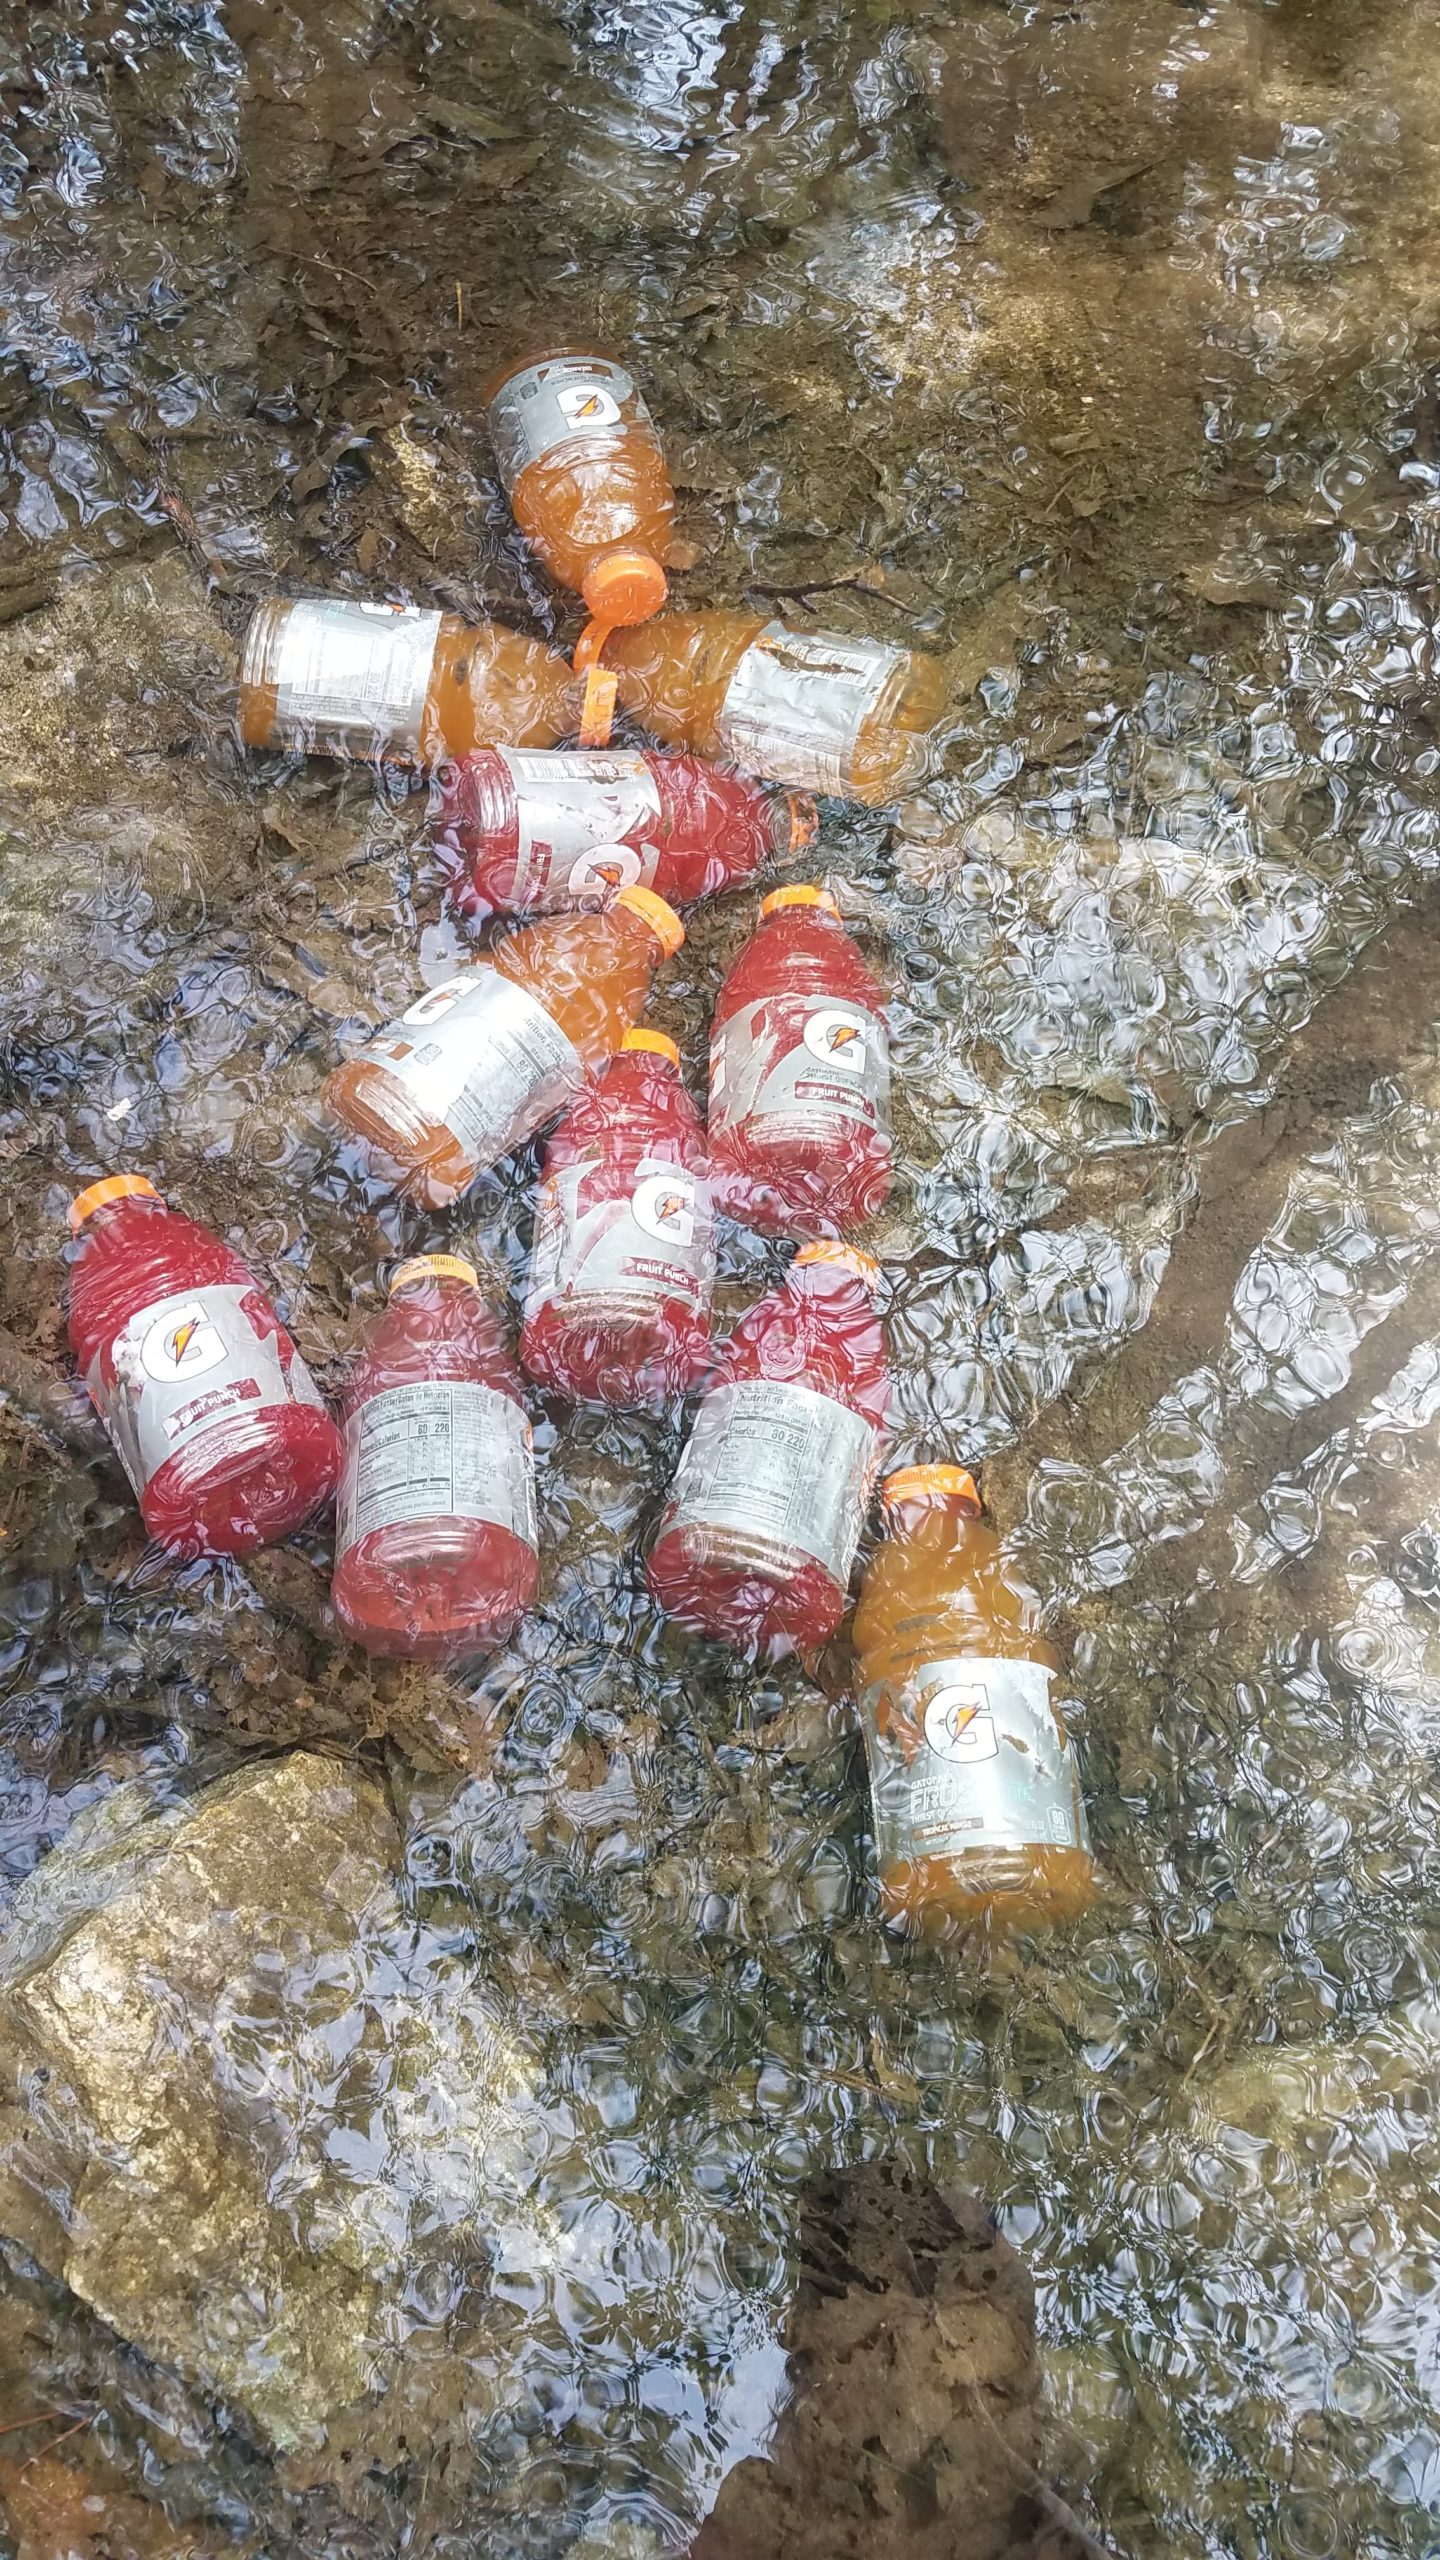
<box><xmin>851</xmin><ymin>1466</ymin><xmax>1097</xmax><ymax>1933</ymax></box>
<box><xmin>239</xmin><ymin>596</ymin><xmax>581</xmax><ymax>761</ymax></box>
<box><xmin>604</xmin><ymin>613</ymin><xmax>949</xmax><ymax>806</ymax></box>
<box><xmin>322</xmin><ymin>885</ymin><xmax>685</xmax><ymax>1207</ymax></box>
<box><xmin>483</xmin><ymin>347</ymin><xmax>672</xmax><ymax>634</ymax></box>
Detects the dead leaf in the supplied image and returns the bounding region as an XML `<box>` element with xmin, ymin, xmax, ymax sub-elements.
<box><xmin>419</xmin><ymin>99</ymin><xmax>529</xmax><ymax>147</ymax></box>
<box><xmin>1033</xmin><ymin>160</ymin><xmax>1152</xmax><ymax>231</ymax></box>
<box><xmin>1184</xmin><ymin>561</ymin><xmax>1287</xmax><ymax>608</ymax></box>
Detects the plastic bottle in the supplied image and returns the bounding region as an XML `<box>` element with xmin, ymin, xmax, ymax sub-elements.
<box><xmin>709</xmin><ymin>886</ymin><xmax>892</xmax><ymax>1238</ymax></box>
<box><xmin>647</xmin><ymin>1241</ymin><xmax>890</xmax><ymax>1658</ymax></box>
<box><xmin>851</xmin><ymin>1466</ymin><xmax>1097</xmax><ymax>1933</ymax></box>
<box><xmin>603</xmin><ymin>613</ymin><xmax>949</xmax><ymax>806</ymax></box>
<box><xmin>239</xmin><ymin>596</ymin><xmax>581</xmax><ymax>762</ymax></box>
<box><xmin>66</xmin><ymin>1175</ymin><xmax>340</xmax><ymax>1558</ymax></box>
<box><xmin>521</xmin><ymin>1029</ymin><xmax>714</xmax><ymax>1409</ymax></box>
<box><xmin>433</xmin><ymin>748</ymin><xmax>817</xmax><ymax>919</ymax></box>
<box><xmin>323</xmin><ymin>884</ymin><xmax>685</xmax><ymax>1208</ymax></box>
<box><xmin>331</xmin><ymin>1255</ymin><xmax>538</xmax><ymax>1659</ymax></box>
<box><xmin>483</xmin><ymin>346</ymin><xmax>673</xmax><ymax>632</ymax></box>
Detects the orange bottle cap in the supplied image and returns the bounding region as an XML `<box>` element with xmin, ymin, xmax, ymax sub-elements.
<box><xmin>69</xmin><ymin>1174</ymin><xmax>160</xmax><ymax>1235</ymax></box>
<box><xmin>882</xmin><ymin>1463</ymin><xmax>981</xmax><ymax>1516</ymax></box>
<box><xmin>786</xmin><ymin>796</ymin><xmax>820</xmax><ymax>856</ymax></box>
<box><xmin>759</xmin><ymin>884</ymin><xmax>840</xmax><ymax>919</ymax></box>
<box><xmin>580</xmin><ymin>548</ymin><xmax>668</xmax><ymax>628</ymax></box>
<box><xmin>793</xmin><ymin>1240</ymin><xmax>882</xmax><ymax>1289</ymax></box>
<box><xmin>390</xmin><ymin>1253</ymin><xmax>479</xmax><ymax>1294</ymax></box>
<box><xmin>622</xmin><ymin>1028</ymin><xmax>680</xmax><ymax>1068</ymax></box>
<box><xmin>615</xmin><ymin>884</ymin><xmax>684</xmax><ymax>956</ymax></box>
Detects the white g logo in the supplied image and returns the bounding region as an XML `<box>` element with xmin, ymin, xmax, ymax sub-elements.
<box><xmin>401</xmin><ymin>977</ymin><xmax>469</xmax><ymax>1027</ymax></box>
<box><xmin>632</xmin><ymin>1171</ymin><xmax>696</xmax><ymax>1248</ymax></box>
<box><xmin>568</xmin><ymin>843</ymin><xmax>642</xmax><ymax>894</ymax></box>
<box><xmin>922</xmin><ymin>1683</ymin><xmax>998</xmax><ymax>1764</ymax></box>
<box><xmin>558</xmin><ymin>382</ymin><xmax>622</xmax><ymax>430</ymax></box>
<box><xmin>802</xmin><ymin>1007</ymin><xmax>867</xmax><ymax>1073</ymax></box>
<box><xmin>141</xmin><ymin>1300</ymin><xmax>227</xmax><ymax>1384</ymax></box>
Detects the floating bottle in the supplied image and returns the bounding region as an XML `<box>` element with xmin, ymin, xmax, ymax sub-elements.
<box><xmin>483</xmin><ymin>347</ymin><xmax>673</xmax><ymax>632</ymax></box>
<box><xmin>239</xmin><ymin>596</ymin><xmax>581</xmax><ymax>762</ymax></box>
<box><xmin>852</xmin><ymin>1466</ymin><xmax>1097</xmax><ymax>1933</ymax></box>
<box><xmin>521</xmin><ymin>1029</ymin><xmax>713</xmax><ymax>1409</ymax></box>
<box><xmin>323</xmin><ymin>885</ymin><xmax>685</xmax><ymax>1208</ymax></box>
<box><xmin>66</xmin><ymin>1175</ymin><xmax>340</xmax><ymax>1559</ymax></box>
<box><xmin>433</xmin><ymin>748</ymin><xmax>816</xmax><ymax>919</ymax></box>
<box><xmin>647</xmin><ymin>1241</ymin><xmax>890</xmax><ymax>1658</ymax></box>
<box><xmin>603</xmin><ymin>613</ymin><xmax>948</xmax><ymax>806</ymax></box>
<box><xmin>331</xmin><ymin>1255</ymin><xmax>538</xmax><ymax>1658</ymax></box>
<box><xmin>709</xmin><ymin>885</ymin><xmax>892</xmax><ymax>1237</ymax></box>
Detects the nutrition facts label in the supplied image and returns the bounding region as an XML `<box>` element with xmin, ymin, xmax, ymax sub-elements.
<box><xmin>666</xmin><ymin>1377</ymin><xmax>879</xmax><ymax>1584</ymax></box>
<box><xmin>336</xmin><ymin>1381</ymin><xmax>536</xmax><ymax>1556</ymax></box>
<box><xmin>269</xmin><ymin>599</ymin><xmax>442</xmax><ymax>754</ymax></box>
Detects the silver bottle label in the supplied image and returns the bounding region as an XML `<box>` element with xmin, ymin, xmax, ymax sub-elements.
<box><xmin>268</xmin><ymin>599</ymin><xmax>442</xmax><ymax>754</ymax></box>
<box><xmin>858</xmin><ymin>1656</ymin><xmax>1090</xmax><ymax>1866</ymax></box>
<box><xmin>488</xmin><ymin>356</ymin><xmax>646</xmax><ymax>490</ymax></box>
<box><xmin>709</xmin><ymin>992</ymin><xmax>891</xmax><ymax>1138</ymax></box>
<box><xmin>336</xmin><ymin>1381</ymin><xmax>536</xmax><ymax>1558</ymax></box>
<box><xmin>499</xmin><ymin>748</ymin><xmax>663</xmax><ymax>903</ymax></box>
<box><xmin>717</xmin><ymin>624</ymin><xmax>906</xmax><ymax>795</ymax></box>
<box><xmin>86</xmin><ymin>1282</ymin><xmax>326</xmax><ymax>1499</ymax></box>
<box><xmin>361</xmin><ymin>970</ymin><xmax>585</xmax><ymax>1175</ymax></box>
<box><xmin>524</xmin><ymin>1154</ymin><xmax>714</xmax><ymax>1319</ymax></box>
<box><xmin>663</xmin><ymin>1378</ymin><xmax>879</xmax><ymax>1587</ymax></box>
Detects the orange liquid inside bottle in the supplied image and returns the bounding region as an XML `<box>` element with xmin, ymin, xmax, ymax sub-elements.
<box><xmin>483</xmin><ymin>346</ymin><xmax>673</xmax><ymax>629</ymax></box>
<box><xmin>851</xmin><ymin>1466</ymin><xmax>1098</xmax><ymax>1933</ymax></box>
<box><xmin>239</xmin><ymin>597</ymin><xmax>582</xmax><ymax>761</ymax></box>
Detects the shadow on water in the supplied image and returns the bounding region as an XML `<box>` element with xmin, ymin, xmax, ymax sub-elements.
<box><xmin>3</xmin><ymin>0</ymin><xmax>1440</xmax><ymax>2553</ymax></box>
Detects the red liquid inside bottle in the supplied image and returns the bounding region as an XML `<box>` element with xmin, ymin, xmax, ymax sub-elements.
<box><xmin>331</xmin><ymin>1254</ymin><xmax>538</xmax><ymax>1659</ymax></box>
<box><xmin>646</xmin><ymin>1241</ymin><xmax>891</xmax><ymax>1658</ymax></box>
<box><xmin>709</xmin><ymin>886</ymin><xmax>893</xmax><ymax>1238</ymax></box>
<box><xmin>433</xmin><ymin>748</ymin><xmax>816</xmax><ymax>919</ymax></box>
<box><xmin>521</xmin><ymin>1029</ymin><xmax>714</xmax><ymax>1410</ymax></box>
<box><xmin>66</xmin><ymin>1175</ymin><xmax>340</xmax><ymax>1559</ymax></box>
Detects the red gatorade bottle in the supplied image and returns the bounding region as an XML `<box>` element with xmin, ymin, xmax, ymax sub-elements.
<box><xmin>709</xmin><ymin>886</ymin><xmax>893</xmax><ymax>1237</ymax></box>
<box><xmin>521</xmin><ymin>1028</ymin><xmax>714</xmax><ymax>1409</ymax></box>
<box><xmin>67</xmin><ymin>1175</ymin><xmax>340</xmax><ymax>1558</ymax></box>
<box><xmin>646</xmin><ymin>1241</ymin><xmax>890</xmax><ymax>1658</ymax></box>
<box><xmin>433</xmin><ymin>749</ymin><xmax>816</xmax><ymax>919</ymax></box>
<box><xmin>331</xmin><ymin>1255</ymin><xmax>538</xmax><ymax>1659</ymax></box>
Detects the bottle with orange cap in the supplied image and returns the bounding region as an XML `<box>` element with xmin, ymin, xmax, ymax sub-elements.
<box><xmin>852</xmin><ymin>1466</ymin><xmax>1097</xmax><ymax>1933</ymax></box>
<box><xmin>66</xmin><ymin>1175</ymin><xmax>340</xmax><ymax>1558</ymax></box>
<box><xmin>646</xmin><ymin>1240</ymin><xmax>891</xmax><ymax>1659</ymax></box>
<box><xmin>239</xmin><ymin>595</ymin><xmax>581</xmax><ymax>763</ymax></box>
<box><xmin>322</xmin><ymin>885</ymin><xmax>686</xmax><ymax>1209</ymax></box>
<box><xmin>521</xmin><ymin>1026</ymin><xmax>713</xmax><ymax>1409</ymax></box>
<box><xmin>709</xmin><ymin>886</ymin><xmax>892</xmax><ymax>1238</ymax></box>
<box><xmin>483</xmin><ymin>346</ymin><xmax>672</xmax><ymax>645</ymax></box>
<box><xmin>332</xmin><ymin>1255</ymin><xmax>538</xmax><ymax>1658</ymax></box>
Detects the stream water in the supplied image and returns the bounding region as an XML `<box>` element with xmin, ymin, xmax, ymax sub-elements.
<box><xmin>3</xmin><ymin>1</ymin><xmax>1440</xmax><ymax>2554</ymax></box>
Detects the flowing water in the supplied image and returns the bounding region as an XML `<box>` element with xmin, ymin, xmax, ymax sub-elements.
<box><xmin>3</xmin><ymin>0</ymin><xmax>1440</xmax><ymax>2553</ymax></box>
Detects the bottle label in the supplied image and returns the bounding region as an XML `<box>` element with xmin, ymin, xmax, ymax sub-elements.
<box><xmin>525</xmin><ymin>1154</ymin><xmax>714</xmax><ymax>1319</ymax></box>
<box><xmin>709</xmin><ymin>992</ymin><xmax>890</xmax><ymax>1137</ymax></box>
<box><xmin>362</xmin><ymin>970</ymin><xmax>586</xmax><ymax>1174</ymax></box>
<box><xmin>858</xmin><ymin>1656</ymin><xmax>1090</xmax><ymax>1866</ymax></box>
<box><xmin>86</xmin><ymin>1283</ymin><xmax>327</xmax><ymax>1500</ymax></box>
<box><xmin>266</xmin><ymin>600</ymin><xmax>442</xmax><ymax>754</ymax></box>
<box><xmin>717</xmin><ymin>624</ymin><xmax>906</xmax><ymax>795</ymax></box>
<box><xmin>664</xmin><ymin>1379</ymin><xmax>879</xmax><ymax>1587</ymax></box>
<box><xmin>498</xmin><ymin>748</ymin><xmax>664</xmax><ymax>903</ymax></box>
<box><xmin>336</xmin><ymin>1381</ymin><xmax>536</xmax><ymax>1558</ymax></box>
<box><xmin>488</xmin><ymin>356</ymin><xmax>649</xmax><ymax>489</ymax></box>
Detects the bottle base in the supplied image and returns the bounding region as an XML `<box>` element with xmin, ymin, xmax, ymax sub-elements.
<box><xmin>523</xmin><ymin>1305</ymin><xmax>709</xmax><ymax>1411</ymax></box>
<box><xmin>880</xmin><ymin>1847</ymin><xmax>1099</xmax><ymax>1937</ymax></box>
<box><xmin>324</xmin><ymin>1060</ymin><xmax>476</xmax><ymax>1208</ymax></box>
<box><xmin>144</xmin><ymin>1410</ymin><xmax>340</xmax><ymax>1560</ymax></box>
<box><xmin>332</xmin><ymin>1520</ymin><xmax>537</xmax><ymax>1660</ymax></box>
<box><xmin>647</xmin><ymin>1529</ymin><xmax>844</xmax><ymax>1660</ymax></box>
<box><xmin>711</xmin><ymin>1144</ymin><xmax>892</xmax><ymax>1240</ymax></box>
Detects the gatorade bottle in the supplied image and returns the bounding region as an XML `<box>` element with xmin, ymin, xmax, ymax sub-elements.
<box><xmin>521</xmin><ymin>1029</ymin><xmax>714</xmax><ymax>1409</ymax></box>
<box><xmin>852</xmin><ymin>1467</ymin><xmax>1097</xmax><ymax>1933</ymax></box>
<box><xmin>239</xmin><ymin>596</ymin><xmax>581</xmax><ymax>762</ymax></box>
<box><xmin>710</xmin><ymin>886</ymin><xmax>892</xmax><ymax>1238</ymax></box>
<box><xmin>323</xmin><ymin>885</ymin><xmax>685</xmax><ymax>1208</ymax></box>
<box><xmin>647</xmin><ymin>1242</ymin><xmax>890</xmax><ymax>1658</ymax></box>
<box><xmin>483</xmin><ymin>347</ymin><xmax>672</xmax><ymax>633</ymax></box>
<box><xmin>434</xmin><ymin>748</ymin><xmax>817</xmax><ymax>919</ymax></box>
<box><xmin>603</xmin><ymin>613</ymin><xmax>949</xmax><ymax>806</ymax></box>
<box><xmin>332</xmin><ymin>1255</ymin><xmax>538</xmax><ymax>1659</ymax></box>
<box><xmin>66</xmin><ymin>1176</ymin><xmax>340</xmax><ymax>1558</ymax></box>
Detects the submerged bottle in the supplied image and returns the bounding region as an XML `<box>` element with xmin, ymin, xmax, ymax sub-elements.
<box><xmin>332</xmin><ymin>1255</ymin><xmax>538</xmax><ymax>1659</ymax></box>
<box><xmin>323</xmin><ymin>884</ymin><xmax>685</xmax><ymax>1208</ymax></box>
<box><xmin>604</xmin><ymin>613</ymin><xmax>949</xmax><ymax>806</ymax></box>
<box><xmin>709</xmin><ymin>885</ymin><xmax>892</xmax><ymax>1237</ymax></box>
<box><xmin>522</xmin><ymin>1028</ymin><xmax>713</xmax><ymax>1409</ymax></box>
<box><xmin>67</xmin><ymin>1175</ymin><xmax>340</xmax><ymax>1558</ymax></box>
<box><xmin>483</xmin><ymin>346</ymin><xmax>672</xmax><ymax>631</ymax></box>
<box><xmin>434</xmin><ymin>748</ymin><xmax>816</xmax><ymax>919</ymax></box>
<box><xmin>647</xmin><ymin>1241</ymin><xmax>890</xmax><ymax>1658</ymax></box>
<box><xmin>239</xmin><ymin>596</ymin><xmax>581</xmax><ymax>762</ymax></box>
<box><xmin>852</xmin><ymin>1466</ymin><xmax>1097</xmax><ymax>1933</ymax></box>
